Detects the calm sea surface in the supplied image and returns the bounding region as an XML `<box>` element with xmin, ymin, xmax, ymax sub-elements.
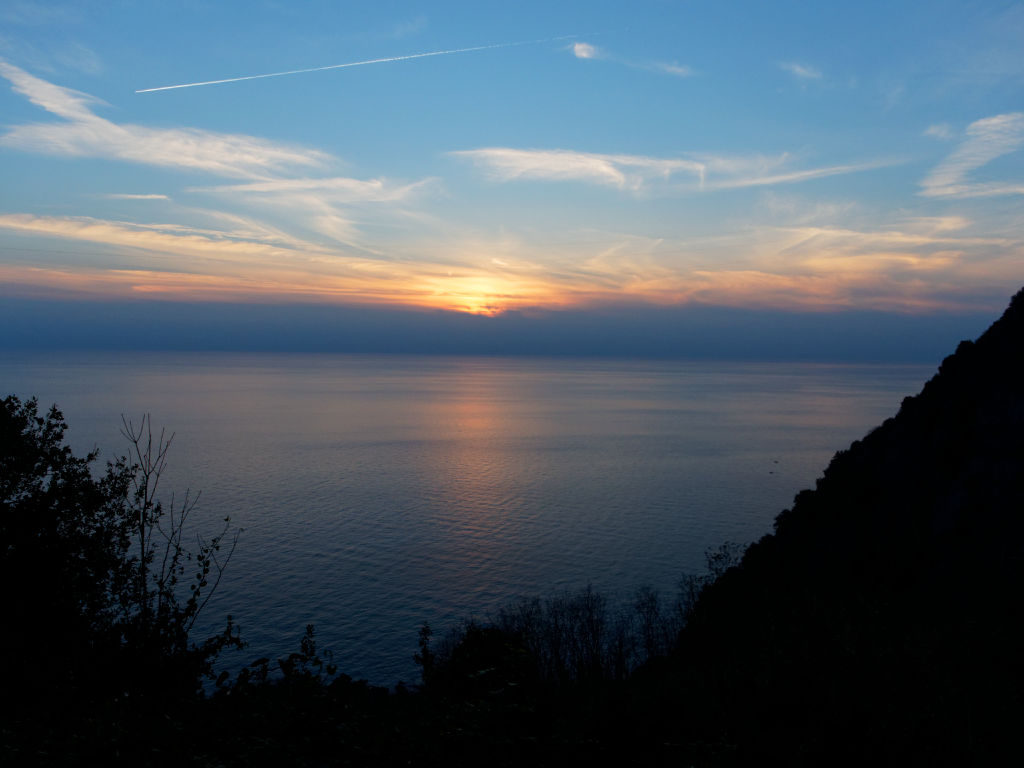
<box><xmin>2</xmin><ymin>351</ymin><xmax>934</xmax><ymax>685</ymax></box>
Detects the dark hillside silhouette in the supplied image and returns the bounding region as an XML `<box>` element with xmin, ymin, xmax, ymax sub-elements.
<box><xmin>393</xmin><ymin>287</ymin><xmax>1024</xmax><ymax>765</ymax></box>
<box><xmin>673</xmin><ymin>287</ymin><xmax>1024</xmax><ymax>763</ymax></box>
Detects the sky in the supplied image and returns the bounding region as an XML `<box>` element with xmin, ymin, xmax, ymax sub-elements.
<box><xmin>1</xmin><ymin>0</ymin><xmax>1022</xmax><ymax>358</ymax></box>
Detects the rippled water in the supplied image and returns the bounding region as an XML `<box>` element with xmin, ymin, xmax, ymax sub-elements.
<box><xmin>2</xmin><ymin>352</ymin><xmax>933</xmax><ymax>684</ymax></box>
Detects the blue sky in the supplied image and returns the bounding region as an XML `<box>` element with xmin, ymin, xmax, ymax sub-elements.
<box><xmin>0</xmin><ymin>1</ymin><xmax>1022</xmax><ymax>354</ymax></box>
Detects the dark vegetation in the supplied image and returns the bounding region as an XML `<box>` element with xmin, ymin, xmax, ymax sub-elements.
<box><xmin>3</xmin><ymin>287</ymin><xmax>1023</xmax><ymax>765</ymax></box>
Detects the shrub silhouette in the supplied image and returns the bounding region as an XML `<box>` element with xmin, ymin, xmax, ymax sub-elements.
<box><xmin>0</xmin><ymin>396</ymin><xmax>240</xmax><ymax>724</ymax></box>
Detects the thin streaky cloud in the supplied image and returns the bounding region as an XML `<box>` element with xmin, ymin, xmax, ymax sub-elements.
<box><xmin>453</xmin><ymin>147</ymin><xmax>886</xmax><ymax>193</ymax></box>
<box><xmin>0</xmin><ymin>58</ymin><xmax>101</xmax><ymax>120</ymax></box>
<box><xmin>569</xmin><ymin>44</ymin><xmax>694</xmax><ymax>78</ymax></box>
<box><xmin>709</xmin><ymin>161</ymin><xmax>891</xmax><ymax>190</ymax></box>
<box><xmin>924</xmin><ymin>123</ymin><xmax>954</xmax><ymax>140</ymax></box>
<box><xmin>189</xmin><ymin>209</ymin><xmax>334</xmax><ymax>253</ymax></box>
<box><xmin>780</xmin><ymin>61</ymin><xmax>823</xmax><ymax>80</ymax></box>
<box><xmin>0</xmin><ymin>64</ymin><xmax>437</xmax><ymax>251</ymax></box>
<box><xmin>190</xmin><ymin>178</ymin><xmax>437</xmax><ymax>254</ymax></box>
<box><xmin>0</xmin><ymin>210</ymin><xmax>1014</xmax><ymax>315</ymax></box>
<box><xmin>655</xmin><ymin>61</ymin><xmax>694</xmax><ymax>77</ymax></box>
<box><xmin>0</xmin><ymin>213</ymin><xmax>341</xmax><ymax>266</ymax></box>
<box><xmin>451</xmin><ymin>148</ymin><xmax>705</xmax><ymax>191</ymax></box>
<box><xmin>53</xmin><ymin>42</ymin><xmax>103</xmax><ymax>76</ymax></box>
<box><xmin>772</xmin><ymin>224</ymin><xmax>1011</xmax><ymax>251</ymax></box>
<box><xmin>136</xmin><ymin>36</ymin><xmax>579</xmax><ymax>93</ymax></box>
<box><xmin>0</xmin><ymin>213</ymin><xmax>595</xmax><ymax>311</ymax></box>
<box><xmin>920</xmin><ymin>112</ymin><xmax>1024</xmax><ymax>197</ymax></box>
<box><xmin>0</xmin><ymin>61</ymin><xmax>328</xmax><ymax>178</ymax></box>
<box><xmin>922</xmin><ymin>180</ymin><xmax>1024</xmax><ymax>199</ymax></box>
<box><xmin>193</xmin><ymin>176</ymin><xmax>434</xmax><ymax>202</ymax></box>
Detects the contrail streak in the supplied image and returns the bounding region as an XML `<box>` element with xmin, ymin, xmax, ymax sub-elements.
<box><xmin>136</xmin><ymin>36</ymin><xmax>576</xmax><ymax>93</ymax></box>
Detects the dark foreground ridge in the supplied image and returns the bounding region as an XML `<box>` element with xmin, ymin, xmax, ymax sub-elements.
<box><xmin>673</xmin><ymin>288</ymin><xmax>1024</xmax><ymax>763</ymax></box>
<box><xmin>2</xmin><ymin>288</ymin><xmax>1023</xmax><ymax>765</ymax></box>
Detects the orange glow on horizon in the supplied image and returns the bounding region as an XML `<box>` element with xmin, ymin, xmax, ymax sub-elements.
<box><xmin>0</xmin><ymin>261</ymin><xmax>1006</xmax><ymax>317</ymax></box>
<box><xmin>414</xmin><ymin>273</ymin><xmax>572</xmax><ymax>316</ymax></box>
<box><xmin>0</xmin><ymin>211</ymin><xmax>1016</xmax><ymax>318</ymax></box>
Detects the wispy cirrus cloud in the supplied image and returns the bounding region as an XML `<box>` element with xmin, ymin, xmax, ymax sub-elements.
<box><xmin>0</xmin><ymin>62</ymin><xmax>440</xmax><ymax>252</ymax></box>
<box><xmin>0</xmin><ymin>59</ymin><xmax>329</xmax><ymax>178</ymax></box>
<box><xmin>190</xmin><ymin>176</ymin><xmax>437</xmax><ymax>252</ymax></box>
<box><xmin>569</xmin><ymin>42</ymin><xmax>694</xmax><ymax>78</ymax></box>
<box><xmin>0</xmin><ymin>212</ymin><xmax>578</xmax><ymax>311</ymax></box>
<box><xmin>667</xmin><ymin>213</ymin><xmax>1021</xmax><ymax>312</ymax></box>
<box><xmin>451</xmin><ymin>147</ymin><xmax>706</xmax><ymax>191</ymax></box>
<box><xmin>0</xmin><ymin>58</ymin><xmax>1010</xmax><ymax>318</ymax></box>
<box><xmin>50</xmin><ymin>42</ymin><xmax>103</xmax><ymax>75</ymax></box>
<box><xmin>920</xmin><ymin>112</ymin><xmax>1024</xmax><ymax>198</ymax></box>
<box><xmin>0</xmin><ymin>213</ymin><xmax>329</xmax><ymax>262</ymax></box>
<box><xmin>0</xmin><ymin>59</ymin><xmax>99</xmax><ymax>119</ymax></box>
<box><xmin>709</xmin><ymin>161</ymin><xmax>887</xmax><ymax>189</ymax></box>
<box><xmin>193</xmin><ymin>176</ymin><xmax>434</xmax><ymax>203</ymax></box>
<box><xmin>0</xmin><ymin>212</ymin><xmax>419</xmax><ymax>302</ymax></box>
<box><xmin>780</xmin><ymin>61</ymin><xmax>822</xmax><ymax>80</ymax></box>
<box><xmin>924</xmin><ymin>123</ymin><xmax>954</xmax><ymax>140</ymax></box>
<box><xmin>654</xmin><ymin>61</ymin><xmax>694</xmax><ymax>78</ymax></box>
<box><xmin>773</xmin><ymin>221</ymin><xmax>1010</xmax><ymax>259</ymax></box>
<box><xmin>0</xmin><ymin>206</ymin><xmax>1016</xmax><ymax>315</ymax></box>
<box><xmin>452</xmin><ymin>147</ymin><xmax>885</xmax><ymax>194</ymax></box>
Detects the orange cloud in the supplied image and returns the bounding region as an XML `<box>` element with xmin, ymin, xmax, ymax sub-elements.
<box><xmin>1</xmin><ymin>210</ymin><xmax>1017</xmax><ymax>317</ymax></box>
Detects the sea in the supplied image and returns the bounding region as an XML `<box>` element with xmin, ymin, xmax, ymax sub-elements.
<box><xmin>2</xmin><ymin>351</ymin><xmax>934</xmax><ymax>685</ymax></box>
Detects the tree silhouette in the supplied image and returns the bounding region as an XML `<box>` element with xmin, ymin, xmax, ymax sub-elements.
<box><xmin>0</xmin><ymin>395</ymin><xmax>240</xmax><ymax>719</ymax></box>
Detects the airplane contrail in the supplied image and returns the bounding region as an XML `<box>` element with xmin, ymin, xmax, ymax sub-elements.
<box><xmin>136</xmin><ymin>36</ymin><xmax>577</xmax><ymax>93</ymax></box>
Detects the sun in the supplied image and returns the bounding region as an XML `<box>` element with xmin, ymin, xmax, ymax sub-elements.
<box><xmin>420</xmin><ymin>276</ymin><xmax>514</xmax><ymax>316</ymax></box>
<box><xmin>456</xmin><ymin>296</ymin><xmax>505</xmax><ymax>316</ymax></box>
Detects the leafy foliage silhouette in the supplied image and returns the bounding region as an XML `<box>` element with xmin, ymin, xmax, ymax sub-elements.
<box><xmin>1</xmin><ymin>396</ymin><xmax>240</xmax><ymax>743</ymax></box>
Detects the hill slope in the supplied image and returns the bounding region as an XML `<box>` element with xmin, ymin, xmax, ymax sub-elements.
<box><xmin>676</xmin><ymin>287</ymin><xmax>1024</xmax><ymax>763</ymax></box>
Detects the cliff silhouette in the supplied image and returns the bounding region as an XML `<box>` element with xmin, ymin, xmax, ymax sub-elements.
<box><xmin>674</xmin><ymin>287</ymin><xmax>1024</xmax><ymax>763</ymax></box>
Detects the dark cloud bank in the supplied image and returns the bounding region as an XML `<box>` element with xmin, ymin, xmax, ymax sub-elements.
<box><xmin>0</xmin><ymin>297</ymin><xmax>995</xmax><ymax>363</ymax></box>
